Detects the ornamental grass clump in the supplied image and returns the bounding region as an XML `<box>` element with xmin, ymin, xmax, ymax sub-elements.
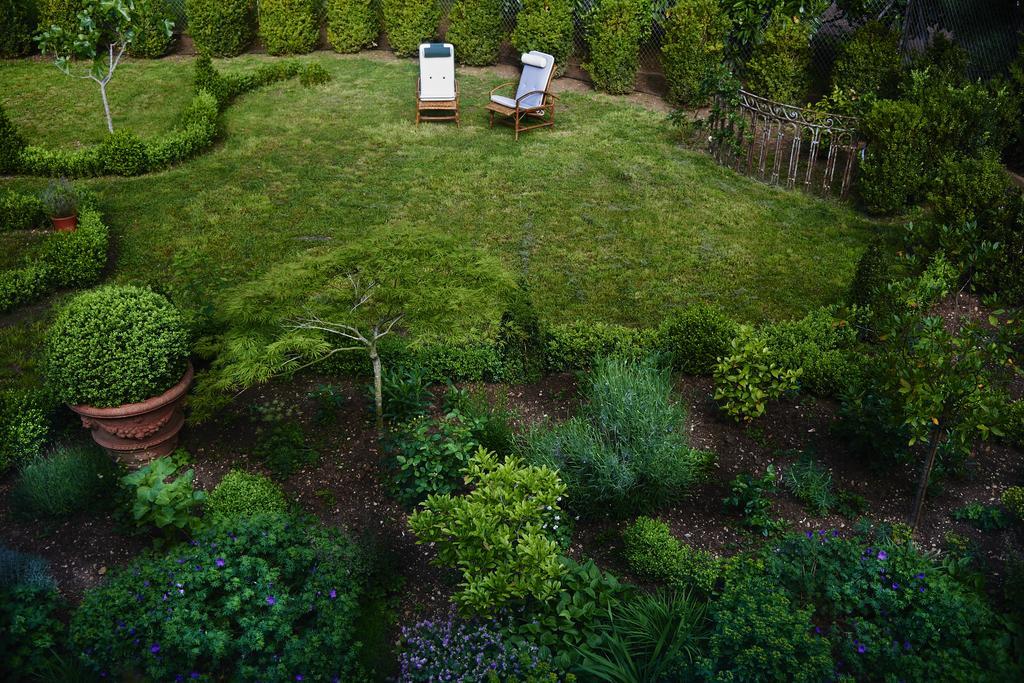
<box><xmin>44</xmin><ymin>285</ymin><xmax>189</xmax><ymax>408</ymax></box>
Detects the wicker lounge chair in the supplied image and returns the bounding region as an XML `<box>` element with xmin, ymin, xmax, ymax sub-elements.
<box><xmin>416</xmin><ymin>42</ymin><xmax>459</xmax><ymax>126</ymax></box>
<box><xmin>485</xmin><ymin>51</ymin><xmax>557</xmax><ymax>140</ymax></box>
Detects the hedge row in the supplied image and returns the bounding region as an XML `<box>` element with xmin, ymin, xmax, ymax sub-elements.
<box><xmin>2</xmin><ymin>58</ymin><xmax>328</xmax><ymax>178</ymax></box>
<box><xmin>0</xmin><ymin>204</ymin><xmax>109</xmax><ymax>314</ymax></box>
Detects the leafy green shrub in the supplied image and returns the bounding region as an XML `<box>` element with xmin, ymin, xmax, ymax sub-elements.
<box><xmin>576</xmin><ymin>589</ymin><xmax>710</xmax><ymax>681</ymax></box>
<box><xmin>848</xmin><ymin>237</ymin><xmax>892</xmax><ymax>307</ymax></box>
<box><xmin>722</xmin><ymin>466</ymin><xmax>782</xmax><ymax>536</ymax></box>
<box><xmin>37</xmin><ymin>0</ymin><xmax>83</xmax><ymax>34</ymax></box>
<box><xmin>381</xmin><ymin>0</ymin><xmax>439</xmax><ymax>58</ymax></box>
<box><xmin>380</xmin><ymin>364</ymin><xmax>431</xmax><ymax>422</ymax></box>
<box><xmin>384</xmin><ymin>410</ymin><xmax>481</xmax><ymax>506</ymax></box>
<box><xmin>326</xmin><ymin>0</ymin><xmax>378</xmax><ymax>53</ymax></box>
<box><xmin>782</xmin><ymin>456</ymin><xmax>834</xmax><ymax>514</ymax></box>
<box><xmin>307</xmin><ymin>383</ymin><xmax>346</xmax><ymax>424</ymax></box>
<box><xmin>699</xmin><ymin>568</ymin><xmax>833</xmax><ymax>681</ymax></box>
<box><xmin>929</xmin><ymin>150</ymin><xmax>1015</xmax><ymax>230</ymax></box>
<box><xmin>299</xmin><ymin>62</ymin><xmax>331</xmax><ymax>87</ymax></box>
<box><xmin>661</xmin><ymin>0</ymin><xmax>731</xmax><ymax>107</ymax></box>
<box><xmin>120</xmin><ymin>454</ymin><xmax>205</xmax><ymax>533</ymax></box>
<box><xmin>0</xmin><ymin>104</ymin><xmax>25</xmax><ymax>174</ymax></box>
<box><xmin>952</xmin><ymin>502</ymin><xmax>1011</xmax><ymax>532</ymax></box>
<box><xmin>254</xmin><ymin>422</ymin><xmax>318</xmax><ymax>477</ymax></box>
<box><xmin>0</xmin><ymin>0</ymin><xmax>38</xmax><ymax>57</ymax></box>
<box><xmin>744</xmin><ymin>8</ymin><xmax>812</xmax><ymax>104</ymax></box>
<box><xmin>258</xmin><ymin>0</ymin><xmax>318</xmax><ymax>56</ymax></box>
<box><xmin>0</xmin><ymin>389</ymin><xmax>51</xmax><ymax>472</ymax></box>
<box><xmin>511</xmin><ymin>0</ymin><xmax>574</xmax><ymax>74</ymax></box>
<box><xmin>1002</xmin><ymin>486</ymin><xmax>1024</xmax><ymax>521</ymax></box>
<box><xmin>97</xmin><ymin>129</ymin><xmax>150</xmax><ymax>176</ymax></box>
<box><xmin>659</xmin><ymin>302</ymin><xmax>736</xmax><ymax>375</ymax></box>
<box><xmin>71</xmin><ymin>514</ymin><xmax>368</xmax><ymax>681</ymax></box>
<box><xmin>446</xmin><ymin>0</ymin><xmax>503</xmax><ymax>66</ymax></box>
<box><xmin>544</xmin><ymin>321</ymin><xmax>659</xmax><ymax>371</ymax></box>
<box><xmin>623</xmin><ymin>516</ymin><xmax>720</xmax><ymax>593</ymax></box>
<box><xmin>859</xmin><ymin>99</ymin><xmax>927</xmax><ymax>214</ymax></box>
<box><xmin>128</xmin><ymin>0</ymin><xmax>176</xmax><ymax>58</ymax></box>
<box><xmin>11</xmin><ymin>443</ymin><xmax>120</xmax><ymax>519</ymax></box>
<box><xmin>521</xmin><ymin>357</ymin><xmax>710</xmax><ymax>515</ymax></box>
<box><xmin>0</xmin><ymin>189</ymin><xmax>44</xmax><ymax>232</ymax></box>
<box><xmin>713</xmin><ymin>325</ymin><xmax>801</xmax><ymax>421</ymax></box>
<box><xmin>206</xmin><ymin>469</ymin><xmax>287</xmax><ymax>523</ymax></box>
<box><xmin>754</xmin><ymin>529</ymin><xmax>1016</xmax><ymax>681</ymax></box>
<box><xmin>584</xmin><ymin>0</ymin><xmax>651</xmax><ymax>95</ymax></box>
<box><xmin>409</xmin><ymin>449</ymin><xmax>567</xmax><ymax>614</ymax></box>
<box><xmin>443</xmin><ymin>383</ymin><xmax>517</xmax><ymax>457</ymax></box>
<box><xmin>759</xmin><ymin>306</ymin><xmax>858</xmax><ymax>398</ymax></box>
<box><xmin>185</xmin><ymin>0</ymin><xmax>255</xmax><ymax>57</ymax></box>
<box><xmin>831</xmin><ymin>20</ymin><xmax>902</xmax><ymax>99</ymax></box>
<box><xmin>45</xmin><ymin>285</ymin><xmax>189</xmax><ymax>407</ymax></box>
<box><xmin>0</xmin><ymin>547</ymin><xmax>62</xmax><ymax>681</ymax></box>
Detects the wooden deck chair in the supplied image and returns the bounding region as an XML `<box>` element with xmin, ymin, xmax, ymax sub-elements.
<box><xmin>485</xmin><ymin>51</ymin><xmax>557</xmax><ymax>140</ymax></box>
<box><xmin>416</xmin><ymin>42</ymin><xmax>459</xmax><ymax>126</ymax></box>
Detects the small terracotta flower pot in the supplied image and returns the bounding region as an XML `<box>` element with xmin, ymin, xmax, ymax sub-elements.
<box><xmin>70</xmin><ymin>363</ymin><xmax>194</xmax><ymax>467</ymax></box>
<box><xmin>51</xmin><ymin>214</ymin><xmax>78</xmax><ymax>232</ymax></box>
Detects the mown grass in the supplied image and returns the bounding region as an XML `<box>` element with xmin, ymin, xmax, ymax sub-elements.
<box><xmin>1</xmin><ymin>52</ymin><xmax>881</xmax><ymax>389</ymax></box>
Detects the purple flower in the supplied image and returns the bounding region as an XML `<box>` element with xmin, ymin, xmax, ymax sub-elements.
<box><xmin>805</xmin><ymin>531</ymin><xmax>813</xmax><ymax>538</ymax></box>
<box><xmin>904</xmin><ymin>641</ymin><xmax>911</xmax><ymax>651</ymax></box>
<box><xmin>329</xmin><ymin>589</ymin><xmax>337</xmax><ymax>599</ymax></box>
<box><xmin>915</xmin><ymin>572</ymin><xmax>925</xmax><ymax>579</ymax></box>
<box><xmin>857</xmin><ymin>643</ymin><xmax>866</xmax><ymax>654</ymax></box>
<box><xmin>296</xmin><ymin>676</ymin><xmax>304</xmax><ymax>681</ymax></box>
<box><xmin>892</xmin><ymin>582</ymin><xmax>900</xmax><ymax>590</ymax></box>
<box><xmin>877</xmin><ymin>550</ymin><xmax>888</xmax><ymax>561</ymax></box>
<box><xmin>266</xmin><ymin>596</ymin><xmax>277</xmax><ymax>606</ymax></box>
<box><xmin>150</xmin><ymin>643</ymin><xmax>161</xmax><ymax>655</ymax></box>
<box><xmin>215</xmin><ymin>558</ymin><xmax>225</xmax><ymax>568</ymax></box>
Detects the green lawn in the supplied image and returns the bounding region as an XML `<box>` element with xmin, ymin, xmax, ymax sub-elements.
<box><xmin>1</xmin><ymin>53</ymin><xmax>879</xmax><ymax>365</ymax></box>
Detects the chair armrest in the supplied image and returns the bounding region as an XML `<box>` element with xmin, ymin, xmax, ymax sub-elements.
<box><xmin>489</xmin><ymin>81</ymin><xmax>516</xmax><ymax>97</ymax></box>
<box><xmin>515</xmin><ymin>90</ymin><xmax>559</xmax><ymax>110</ymax></box>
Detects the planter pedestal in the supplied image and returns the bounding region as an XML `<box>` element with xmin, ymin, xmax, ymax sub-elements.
<box><xmin>70</xmin><ymin>363</ymin><xmax>194</xmax><ymax>467</ymax></box>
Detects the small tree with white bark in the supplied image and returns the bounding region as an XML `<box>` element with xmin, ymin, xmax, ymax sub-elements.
<box><xmin>37</xmin><ymin>0</ymin><xmax>172</xmax><ymax>134</ymax></box>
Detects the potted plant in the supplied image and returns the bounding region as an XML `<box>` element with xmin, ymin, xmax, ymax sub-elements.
<box><xmin>45</xmin><ymin>285</ymin><xmax>193</xmax><ymax>465</ymax></box>
<box><xmin>40</xmin><ymin>178</ymin><xmax>79</xmax><ymax>231</ymax></box>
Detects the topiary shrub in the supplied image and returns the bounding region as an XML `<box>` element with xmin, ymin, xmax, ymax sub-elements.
<box><xmin>929</xmin><ymin>150</ymin><xmax>1015</xmax><ymax>230</ymax></box>
<box><xmin>511</xmin><ymin>0</ymin><xmax>573</xmax><ymax>75</ymax></box>
<box><xmin>661</xmin><ymin>0</ymin><xmax>731</xmax><ymax>107</ymax></box>
<box><xmin>623</xmin><ymin>516</ymin><xmax>720</xmax><ymax>593</ymax></box>
<box><xmin>381</xmin><ymin>0</ymin><xmax>439</xmax><ymax>58</ymax></box>
<box><xmin>0</xmin><ymin>104</ymin><xmax>25</xmax><ymax>175</ymax></box>
<box><xmin>185</xmin><ymin>0</ymin><xmax>255</xmax><ymax>57</ymax></box>
<box><xmin>0</xmin><ymin>389</ymin><xmax>51</xmax><ymax>473</ymax></box>
<box><xmin>128</xmin><ymin>0</ymin><xmax>176</xmax><ymax>58</ymax></box>
<box><xmin>44</xmin><ymin>285</ymin><xmax>190</xmax><ymax>408</ymax></box>
<box><xmin>11</xmin><ymin>443</ymin><xmax>120</xmax><ymax>519</ymax></box>
<box><xmin>0</xmin><ymin>190</ymin><xmax>45</xmax><ymax>232</ymax></box>
<box><xmin>207</xmin><ymin>469</ymin><xmax>288</xmax><ymax>523</ymax></box>
<box><xmin>445</xmin><ymin>0</ymin><xmax>504</xmax><ymax>66</ymax></box>
<box><xmin>0</xmin><ymin>0</ymin><xmax>38</xmax><ymax>57</ymax></box>
<box><xmin>848</xmin><ymin>237</ymin><xmax>892</xmax><ymax>308</ymax></box>
<box><xmin>1003</xmin><ymin>485</ymin><xmax>1024</xmax><ymax>521</ymax></box>
<box><xmin>744</xmin><ymin>8</ymin><xmax>812</xmax><ymax>105</ymax></box>
<box><xmin>659</xmin><ymin>302</ymin><xmax>736</xmax><ymax>375</ymax></box>
<box><xmin>584</xmin><ymin>0</ymin><xmax>651</xmax><ymax>95</ymax></box>
<box><xmin>858</xmin><ymin>98</ymin><xmax>927</xmax><ymax>215</ymax></box>
<box><xmin>831</xmin><ymin>20</ymin><xmax>902</xmax><ymax>99</ymax></box>
<box><xmin>97</xmin><ymin>129</ymin><xmax>150</xmax><ymax>176</ymax></box>
<box><xmin>326</xmin><ymin>0</ymin><xmax>378</xmax><ymax>53</ymax></box>
<box><xmin>71</xmin><ymin>514</ymin><xmax>369</xmax><ymax>681</ymax></box>
<box><xmin>258</xmin><ymin>0</ymin><xmax>318</xmax><ymax>56</ymax></box>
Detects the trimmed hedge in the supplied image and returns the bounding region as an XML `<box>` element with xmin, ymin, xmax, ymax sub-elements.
<box><xmin>0</xmin><ymin>104</ymin><xmax>25</xmax><ymax>174</ymax></box>
<box><xmin>326</xmin><ymin>0</ymin><xmax>378</xmax><ymax>53</ymax></box>
<box><xmin>37</xmin><ymin>0</ymin><xmax>83</xmax><ymax>34</ymax></box>
<box><xmin>0</xmin><ymin>389</ymin><xmax>52</xmax><ymax>474</ymax></box>
<box><xmin>446</xmin><ymin>0</ymin><xmax>504</xmax><ymax>66</ymax></box>
<box><xmin>0</xmin><ymin>0</ymin><xmax>38</xmax><ymax>58</ymax></box>
<box><xmin>380</xmin><ymin>0</ymin><xmax>439</xmax><ymax>58</ymax></box>
<box><xmin>745</xmin><ymin>8</ymin><xmax>812</xmax><ymax>105</ymax></box>
<box><xmin>858</xmin><ymin>99</ymin><xmax>927</xmax><ymax>214</ymax></box>
<box><xmin>0</xmin><ymin>205</ymin><xmax>109</xmax><ymax>314</ymax></box>
<box><xmin>259</xmin><ymin>0</ymin><xmax>319</xmax><ymax>56</ymax></box>
<box><xmin>623</xmin><ymin>516</ymin><xmax>720</xmax><ymax>593</ymax></box>
<box><xmin>0</xmin><ymin>190</ymin><xmax>45</xmax><ymax>233</ymax></box>
<box><xmin>128</xmin><ymin>0</ymin><xmax>176</xmax><ymax>58</ymax></box>
<box><xmin>584</xmin><ymin>0</ymin><xmax>651</xmax><ymax>95</ymax></box>
<box><xmin>511</xmin><ymin>0</ymin><xmax>574</xmax><ymax>74</ymax></box>
<box><xmin>185</xmin><ymin>0</ymin><xmax>255</xmax><ymax>57</ymax></box>
<box><xmin>831</xmin><ymin>19</ymin><xmax>902</xmax><ymax>99</ymax></box>
<box><xmin>661</xmin><ymin>0</ymin><xmax>731</xmax><ymax>107</ymax></box>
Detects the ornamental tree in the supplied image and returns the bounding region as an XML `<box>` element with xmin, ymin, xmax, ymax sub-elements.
<box><xmin>36</xmin><ymin>0</ymin><xmax>172</xmax><ymax>133</ymax></box>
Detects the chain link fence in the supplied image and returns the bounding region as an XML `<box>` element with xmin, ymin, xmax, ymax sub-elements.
<box><xmin>161</xmin><ymin>1</ymin><xmax>1020</xmax><ymax>93</ymax></box>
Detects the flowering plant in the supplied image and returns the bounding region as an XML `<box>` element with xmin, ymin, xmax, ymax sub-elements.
<box><xmin>70</xmin><ymin>513</ymin><xmax>368</xmax><ymax>681</ymax></box>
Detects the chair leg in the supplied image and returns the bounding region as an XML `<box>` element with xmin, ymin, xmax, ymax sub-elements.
<box><xmin>489</xmin><ymin>110</ymin><xmax>494</xmax><ymax>129</ymax></box>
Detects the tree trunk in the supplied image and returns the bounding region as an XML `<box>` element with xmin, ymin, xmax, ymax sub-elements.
<box><xmin>908</xmin><ymin>423</ymin><xmax>944</xmax><ymax>532</ymax></box>
<box><xmin>99</xmin><ymin>80</ymin><xmax>113</xmax><ymax>133</ymax></box>
<box><xmin>370</xmin><ymin>345</ymin><xmax>383</xmax><ymax>433</ymax></box>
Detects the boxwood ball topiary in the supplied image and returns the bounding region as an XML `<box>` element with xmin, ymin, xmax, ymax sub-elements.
<box><xmin>185</xmin><ymin>0</ymin><xmax>255</xmax><ymax>57</ymax></box>
<box><xmin>207</xmin><ymin>469</ymin><xmax>288</xmax><ymax>522</ymax></box>
<box><xmin>45</xmin><ymin>285</ymin><xmax>190</xmax><ymax>408</ymax></box>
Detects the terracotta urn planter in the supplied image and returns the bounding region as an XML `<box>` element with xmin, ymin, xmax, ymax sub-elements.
<box><xmin>51</xmin><ymin>214</ymin><xmax>78</xmax><ymax>232</ymax></box>
<box><xmin>70</xmin><ymin>363</ymin><xmax>194</xmax><ymax>466</ymax></box>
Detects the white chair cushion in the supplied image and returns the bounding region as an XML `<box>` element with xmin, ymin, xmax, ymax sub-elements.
<box><xmin>521</xmin><ymin>52</ymin><xmax>547</xmax><ymax>68</ymax></box>
<box><xmin>419</xmin><ymin>42</ymin><xmax>456</xmax><ymax>101</ymax></box>
<box><xmin>490</xmin><ymin>94</ymin><xmax>518</xmax><ymax>109</ymax></box>
<box><xmin>515</xmin><ymin>51</ymin><xmax>555</xmax><ymax>109</ymax></box>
